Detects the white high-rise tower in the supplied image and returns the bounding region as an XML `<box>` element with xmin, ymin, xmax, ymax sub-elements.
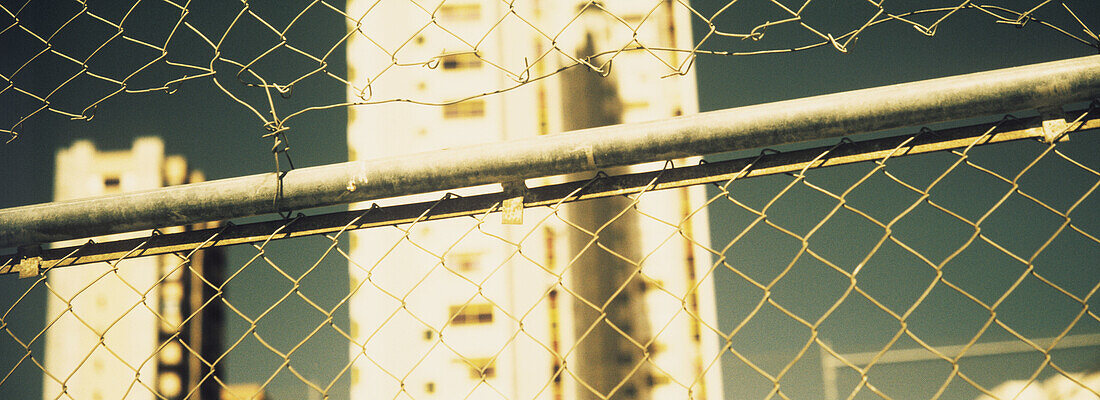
<box><xmin>45</xmin><ymin>138</ymin><xmax>222</xmax><ymax>400</ymax></box>
<box><xmin>346</xmin><ymin>2</ymin><xmax>722</xmax><ymax>399</ymax></box>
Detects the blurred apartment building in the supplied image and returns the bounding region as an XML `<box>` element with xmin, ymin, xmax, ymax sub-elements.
<box><xmin>45</xmin><ymin>138</ymin><xmax>223</xmax><ymax>400</ymax></box>
<box><xmin>346</xmin><ymin>1</ymin><xmax>722</xmax><ymax>399</ymax></box>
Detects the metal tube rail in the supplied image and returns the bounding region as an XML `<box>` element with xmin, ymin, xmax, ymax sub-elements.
<box><xmin>4</xmin><ymin>110</ymin><xmax>1094</xmax><ymax>273</ymax></box>
<box><xmin>2</xmin><ymin>55</ymin><xmax>1099</xmax><ymax>247</ymax></box>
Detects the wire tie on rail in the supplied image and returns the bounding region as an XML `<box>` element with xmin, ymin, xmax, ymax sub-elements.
<box><xmin>1038</xmin><ymin>106</ymin><xmax>1072</xmax><ymax>143</ymax></box>
<box><xmin>501</xmin><ymin>181</ymin><xmax>528</xmax><ymax>225</ymax></box>
<box><xmin>16</xmin><ymin>245</ymin><xmax>42</xmax><ymax>279</ymax></box>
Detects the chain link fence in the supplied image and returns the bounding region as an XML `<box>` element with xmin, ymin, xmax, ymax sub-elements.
<box><xmin>2</xmin><ymin>106</ymin><xmax>1099</xmax><ymax>399</ymax></box>
<box><xmin>2</xmin><ymin>0</ymin><xmax>1100</xmax><ymax>400</ymax></box>
<box><xmin>2</xmin><ymin>0</ymin><xmax>1098</xmax><ymax>160</ymax></box>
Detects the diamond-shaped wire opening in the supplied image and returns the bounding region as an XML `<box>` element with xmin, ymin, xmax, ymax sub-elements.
<box><xmin>6</xmin><ymin>0</ymin><xmax>85</xmax><ymax>42</ymax></box>
<box><xmin>721</xmin><ymin>300</ymin><xmax>815</xmax><ymax>397</ymax></box>
<box><xmin>220</xmin><ymin>249</ymin><xmax>298</xmax><ymax>323</ymax></box>
<box><xmin>278</xmin><ymin>322</ymin><xmax>352</xmax><ymax>398</ymax></box>
<box><xmin>765</xmin><ymin>340</ymin><xmax>830</xmax><ymax>399</ymax></box>
<box><xmin>769</xmin><ymin>254</ymin><xmax>852</xmax><ymax>323</ymax></box>
<box><xmin>797</xmin><ymin>0</ymin><xmax>891</xmax><ymax>42</ymax></box>
<box><xmin>890</xmin><ymin>200</ymin><xmax>980</xmax><ymax>266</ymax></box>
<box><xmin>32</xmin><ymin>8</ymin><xmax>117</xmax><ymax>65</ymax></box>
<box><xmin>39</xmin><ymin>66</ymin><xmax>128</xmax><ymax>117</ymax></box>
<box><xmin>5</xmin><ymin>43</ymin><xmax>86</xmax><ymax>100</ymax></box>
<box><xmin>819</xmin><ymin>291</ymin><xmax>906</xmax><ymax>358</ymax></box>
<box><xmin>923</xmin><ymin>156</ymin><xmax>1018</xmax><ymax>224</ymax></box>
<box><xmin>981</xmin><ymin>191</ymin><xmax>1075</xmax><ymax>261</ymax></box>
<box><xmin>963</xmin><ymin>134</ymin><xmax>1052</xmax><ymax>180</ymax></box>
<box><xmin>837</xmin><ymin>339</ymin><xmax>959</xmax><ymax>399</ymax></box>
<box><xmin>804</xmin><ymin>205</ymin><xmax>887</xmax><ymax>275</ymax></box>
<box><xmin>719</xmin><ymin>221</ymin><xmax>806</xmax><ymax>288</ymax></box>
<box><xmin>939</xmin><ymin>238</ymin><xmax>1030</xmax><ymax>307</ymax></box>
<box><xmin>842</xmin><ymin>168</ymin><xmax>929</xmax><ymax>226</ymax></box>
<box><xmin>219</xmin><ymin>324</ymin><xmax>302</xmax><ymax>396</ymax></box>
<box><xmin>696</xmin><ymin>0</ymin><xmax>811</xmax><ymax>44</ymax></box>
<box><xmin>995</xmin><ymin>273</ymin><xmax>1091</xmax><ymax>342</ymax></box>
<box><xmin>904</xmin><ymin>282</ymin><xmax>1001</xmax><ymax>349</ymax></box>
<box><xmin>949</xmin><ymin>327</ymin><xmax>1074</xmax><ymax>395</ymax></box>
<box><xmin>352</xmin><ymin>0</ymin><xmax>434</xmax><ymax>58</ymax></box>
<box><xmin>1015</xmin><ymin>144</ymin><xmax>1100</xmax><ymax>213</ymax></box>
<box><xmin>764</xmin><ymin>178</ymin><xmax>844</xmax><ymax>238</ymax></box>
<box><xmin>1031</xmin><ymin>227</ymin><xmax>1100</xmax><ymax>301</ymax></box>
<box><xmin>113</xmin><ymin>0</ymin><xmax>186</xmax><ymax>48</ymax></box>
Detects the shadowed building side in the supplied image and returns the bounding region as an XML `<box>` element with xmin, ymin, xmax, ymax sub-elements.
<box><xmin>560</xmin><ymin>33</ymin><xmax>653</xmax><ymax>400</ymax></box>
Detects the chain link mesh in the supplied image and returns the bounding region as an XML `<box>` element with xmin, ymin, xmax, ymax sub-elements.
<box><xmin>2</xmin><ymin>0</ymin><xmax>1098</xmax><ymax>157</ymax></box>
<box><xmin>2</xmin><ymin>0</ymin><xmax>1100</xmax><ymax>399</ymax></box>
<box><xmin>2</xmin><ymin>107</ymin><xmax>1098</xmax><ymax>399</ymax></box>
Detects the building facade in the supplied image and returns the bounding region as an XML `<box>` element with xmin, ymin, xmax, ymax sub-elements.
<box><xmin>346</xmin><ymin>1</ymin><xmax>721</xmax><ymax>399</ymax></box>
<box><xmin>44</xmin><ymin>138</ymin><xmax>223</xmax><ymax>400</ymax></box>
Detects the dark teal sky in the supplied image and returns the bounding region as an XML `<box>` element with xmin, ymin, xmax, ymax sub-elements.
<box><xmin>691</xmin><ymin>1</ymin><xmax>1100</xmax><ymax>396</ymax></box>
<box><xmin>2</xmin><ymin>1</ymin><xmax>1099</xmax><ymax>399</ymax></box>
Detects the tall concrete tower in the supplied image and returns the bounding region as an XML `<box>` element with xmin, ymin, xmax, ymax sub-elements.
<box><xmin>345</xmin><ymin>1</ymin><xmax>722</xmax><ymax>399</ymax></box>
<box><xmin>44</xmin><ymin>138</ymin><xmax>223</xmax><ymax>400</ymax></box>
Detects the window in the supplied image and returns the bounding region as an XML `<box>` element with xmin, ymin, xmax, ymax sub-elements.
<box><xmin>622</xmin><ymin>14</ymin><xmax>646</xmax><ymax>26</ymax></box>
<box><xmin>439</xmin><ymin>3</ymin><xmax>480</xmax><ymax>21</ymax></box>
<box><xmin>623</xmin><ymin>100</ymin><xmax>650</xmax><ymax>111</ymax></box>
<box><xmin>449</xmin><ymin>303</ymin><xmax>493</xmax><ymax>325</ymax></box>
<box><xmin>466</xmin><ymin>357</ymin><xmax>496</xmax><ymax>379</ymax></box>
<box><xmin>646</xmin><ymin>372</ymin><xmax>671</xmax><ymax>387</ymax></box>
<box><xmin>159</xmin><ymin>341</ymin><xmax>183</xmax><ymax>365</ymax></box>
<box><xmin>161</xmin><ymin>281</ymin><xmax>184</xmax><ymax>303</ymax></box>
<box><xmin>638</xmin><ymin>277</ymin><xmax>663</xmax><ymax>292</ymax></box>
<box><xmin>441</xmin><ymin>53</ymin><xmax>481</xmax><ymax>70</ymax></box>
<box><xmin>103</xmin><ymin>175</ymin><xmax>121</xmax><ymax>193</ymax></box>
<box><xmin>158</xmin><ymin>372</ymin><xmax>182</xmax><ymax>398</ymax></box>
<box><xmin>648</xmin><ymin>341</ymin><xmax>666</xmax><ymax>356</ymax></box>
<box><xmin>621</xmin><ymin>384</ymin><xmax>638</xmax><ymax>397</ymax></box>
<box><xmin>448</xmin><ymin>252</ymin><xmax>481</xmax><ymax>272</ymax></box>
<box><xmin>161</xmin><ymin>304</ymin><xmax>182</xmax><ymax>332</ymax></box>
<box><xmin>442</xmin><ymin>100</ymin><xmax>485</xmax><ymax>119</ymax></box>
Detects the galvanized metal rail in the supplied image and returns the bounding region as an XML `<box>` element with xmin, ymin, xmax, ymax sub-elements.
<box><xmin>2</xmin><ymin>109</ymin><xmax>1095</xmax><ymax>274</ymax></box>
<box><xmin>1</xmin><ymin>54</ymin><xmax>1099</xmax><ymax>249</ymax></box>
